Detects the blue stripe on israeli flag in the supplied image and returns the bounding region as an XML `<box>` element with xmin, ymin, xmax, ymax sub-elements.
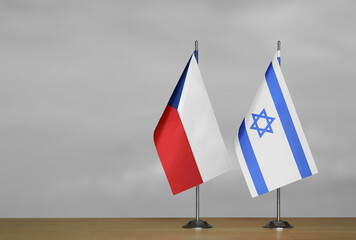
<box><xmin>265</xmin><ymin>63</ymin><xmax>312</xmax><ymax>178</ymax></box>
<box><xmin>238</xmin><ymin>119</ymin><xmax>268</xmax><ymax>195</ymax></box>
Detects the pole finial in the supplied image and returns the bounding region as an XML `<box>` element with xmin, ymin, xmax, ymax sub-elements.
<box><xmin>277</xmin><ymin>40</ymin><xmax>281</xmax><ymax>51</ymax></box>
<box><xmin>195</xmin><ymin>40</ymin><xmax>198</xmax><ymax>51</ymax></box>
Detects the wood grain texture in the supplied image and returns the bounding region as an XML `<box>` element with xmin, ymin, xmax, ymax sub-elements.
<box><xmin>0</xmin><ymin>218</ymin><xmax>355</xmax><ymax>240</ymax></box>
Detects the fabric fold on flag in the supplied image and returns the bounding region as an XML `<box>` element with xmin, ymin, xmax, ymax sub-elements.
<box><xmin>235</xmin><ymin>51</ymin><xmax>318</xmax><ymax>198</ymax></box>
<box><xmin>154</xmin><ymin>52</ymin><xmax>232</xmax><ymax>195</ymax></box>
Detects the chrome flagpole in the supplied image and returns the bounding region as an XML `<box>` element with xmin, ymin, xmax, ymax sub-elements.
<box><xmin>264</xmin><ymin>41</ymin><xmax>293</xmax><ymax>229</ymax></box>
<box><xmin>277</xmin><ymin>188</ymin><xmax>280</xmax><ymax>222</ymax></box>
<box><xmin>196</xmin><ymin>185</ymin><xmax>199</xmax><ymax>222</ymax></box>
<box><xmin>182</xmin><ymin>40</ymin><xmax>212</xmax><ymax>229</ymax></box>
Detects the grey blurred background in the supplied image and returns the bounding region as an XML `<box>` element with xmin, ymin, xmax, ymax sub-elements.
<box><xmin>0</xmin><ymin>0</ymin><xmax>355</xmax><ymax>217</ymax></box>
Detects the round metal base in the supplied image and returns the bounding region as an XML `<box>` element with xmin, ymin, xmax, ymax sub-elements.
<box><xmin>182</xmin><ymin>219</ymin><xmax>212</xmax><ymax>229</ymax></box>
<box><xmin>263</xmin><ymin>219</ymin><xmax>293</xmax><ymax>229</ymax></box>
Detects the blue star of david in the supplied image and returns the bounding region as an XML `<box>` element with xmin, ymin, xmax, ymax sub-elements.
<box><xmin>250</xmin><ymin>108</ymin><xmax>275</xmax><ymax>138</ymax></box>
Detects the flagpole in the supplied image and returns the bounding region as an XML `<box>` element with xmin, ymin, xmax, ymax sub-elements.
<box><xmin>264</xmin><ymin>40</ymin><xmax>293</xmax><ymax>229</ymax></box>
<box><xmin>182</xmin><ymin>40</ymin><xmax>212</xmax><ymax>229</ymax></box>
<box><xmin>277</xmin><ymin>41</ymin><xmax>281</xmax><ymax>224</ymax></box>
<box><xmin>196</xmin><ymin>185</ymin><xmax>199</xmax><ymax>222</ymax></box>
<box><xmin>277</xmin><ymin>188</ymin><xmax>280</xmax><ymax>222</ymax></box>
<box><xmin>195</xmin><ymin>40</ymin><xmax>200</xmax><ymax>224</ymax></box>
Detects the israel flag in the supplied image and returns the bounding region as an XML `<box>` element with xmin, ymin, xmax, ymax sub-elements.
<box><xmin>235</xmin><ymin>51</ymin><xmax>318</xmax><ymax>197</ymax></box>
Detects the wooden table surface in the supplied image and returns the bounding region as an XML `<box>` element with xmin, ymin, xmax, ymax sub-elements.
<box><xmin>0</xmin><ymin>218</ymin><xmax>355</xmax><ymax>240</ymax></box>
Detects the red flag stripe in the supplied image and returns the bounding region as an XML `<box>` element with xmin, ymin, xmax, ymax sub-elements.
<box><xmin>154</xmin><ymin>105</ymin><xmax>203</xmax><ymax>195</ymax></box>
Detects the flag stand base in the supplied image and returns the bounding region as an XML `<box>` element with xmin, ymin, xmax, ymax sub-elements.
<box><xmin>263</xmin><ymin>219</ymin><xmax>293</xmax><ymax>229</ymax></box>
<box><xmin>182</xmin><ymin>219</ymin><xmax>212</xmax><ymax>229</ymax></box>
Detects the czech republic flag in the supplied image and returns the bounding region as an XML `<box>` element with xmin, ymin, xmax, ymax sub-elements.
<box><xmin>154</xmin><ymin>51</ymin><xmax>232</xmax><ymax>195</ymax></box>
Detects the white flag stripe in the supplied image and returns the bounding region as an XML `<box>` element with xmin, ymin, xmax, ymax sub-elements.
<box><xmin>178</xmin><ymin>54</ymin><xmax>232</xmax><ymax>182</ymax></box>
